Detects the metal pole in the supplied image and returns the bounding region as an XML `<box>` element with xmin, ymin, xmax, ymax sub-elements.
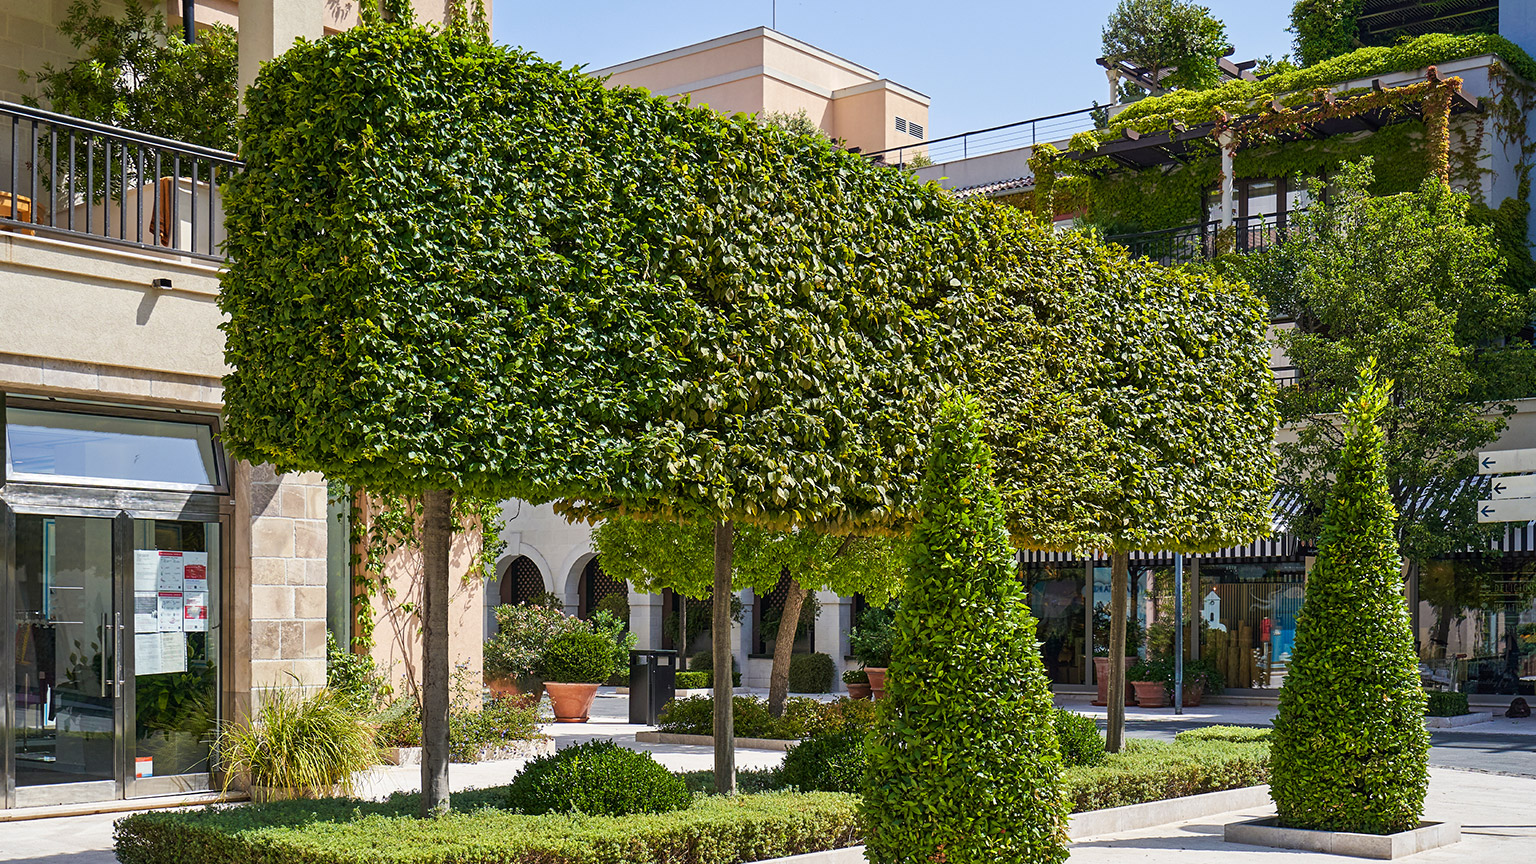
<box><xmin>1174</xmin><ymin>552</ymin><xmax>1184</xmax><ymax>715</ymax></box>
<box><xmin>182</xmin><ymin>0</ymin><xmax>196</xmax><ymax>43</ymax></box>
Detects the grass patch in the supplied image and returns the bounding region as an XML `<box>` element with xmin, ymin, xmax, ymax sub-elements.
<box><xmin>115</xmin><ymin>789</ymin><xmax>858</xmax><ymax>864</ymax></box>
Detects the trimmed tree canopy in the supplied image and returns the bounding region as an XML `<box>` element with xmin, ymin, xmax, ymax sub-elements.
<box><xmin>1270</xmin><ymin>365</ymin><xmax>1429</xmax><ymax>834</ymax></box>
<box><xmin>221</xmin><ymin>22</ymin><xmax>982</xmax><ymax>530</ymax></box>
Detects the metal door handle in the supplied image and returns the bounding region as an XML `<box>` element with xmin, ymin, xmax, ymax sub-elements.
<box><xmin>100</xmin><ymin>612</ymin><xmax>111</xmax><ymax>697</ymax></box>
<box><xmin>113</xmin><ymin>611</ymin><xmax>124</xmax><ymax>695</ymax></box>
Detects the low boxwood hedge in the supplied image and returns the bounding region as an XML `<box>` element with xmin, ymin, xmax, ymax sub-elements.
<box><xmin>673</xmin><ymin>670</ymin><xmax>711</xmax><ymax>689</ymax></box>
<box><xmin>1173</xmin><ymin>725</ymin><xmax>1271</xmax><ymax>744</ymax></box>
<box><xmin>1426</xmin><ymin>691</ymin><xmax>1469</xmax><ymax>717</ymax></box>
<box><xmin>1063</xmin><ymin>739</ymin><xmax>1270</xmax><ymax>813</ymax></box>
<box><xmin>115</xmin><ymin>790</ymin><xmax>859</xmax><ymax>864</ymax></box>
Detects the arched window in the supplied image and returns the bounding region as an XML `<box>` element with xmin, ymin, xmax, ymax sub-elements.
<box><xmin>578</xmin><ymin>557</ymin><xmax>625</xmax><ymax>618</ymax></box>
<box><xmin>499</xmin><ymin>556</ymin><xmax>545</xmax><ymax>606</ymax></box>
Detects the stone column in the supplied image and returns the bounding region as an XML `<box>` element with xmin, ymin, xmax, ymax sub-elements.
<box><xmin>238</xmin><ymin>0</ymin><xmax>323</xmax><ymax>102</ymax></box>
<box><xmin>1218</xmin><ymin>130</ymin><xmax>1237</xmax><ymax>230</ymax></box>
<box><xmin>630</xmin><ymin>589</ymin><xmax>664</xmax><ymax>652</ymax></box>
<box><xmin>246</xmin><ymin>465</ymin><xmax>330</xmax><ymax>693</ymax></box>
<box><xmin>734</xmin><ymin>589</ymin><xmax>753</xmax><ymax>688</ymax></box>
<box><xmin>815</xmin><ymin>590</ymin><xmax>850</xmax><ymax>691</ymax></box>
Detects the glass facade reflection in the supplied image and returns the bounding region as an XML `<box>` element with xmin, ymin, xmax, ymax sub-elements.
<box><xmin>1417</xmin><ymin>558</ymin><xmax>1536</xmax><ymax>696</ymax></box>
<box><xmin>1025</xmin><ymin>566</ymin><xmax>1086</xmax><ymax>684</ymax></box>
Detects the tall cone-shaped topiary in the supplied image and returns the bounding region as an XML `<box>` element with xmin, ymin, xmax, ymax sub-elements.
<box><xmin>862</xmin><ymin>396</ymin><xmax>1068</xmax><ymax>864</ymax></box>
<box><xmin>1271</xmin><ymin>362</ymin><xmax>1429</xmax><ymax>834</ymax></box>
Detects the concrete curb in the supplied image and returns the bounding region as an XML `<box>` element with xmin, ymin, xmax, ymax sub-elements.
<box><xmin>1225</xmin><ymin>817</ymin><xmax>1461</xmax><ymax>859</ymax></box>
<box><xmin>745</xmin><ymin>784</ymin><xmax>1275</xmax><ymax>862</ymax></box>
<box><xmin>1424</xmin><ymin>712</ymin><xmax>1493</xmax><ymax>729</ymax></box>
<box><xmin>634</xmin><ymin>731</ymin><xmax>795</xmax><ymax>751</ymax></box>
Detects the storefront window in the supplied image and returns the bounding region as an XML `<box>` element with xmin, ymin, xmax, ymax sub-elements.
<box><xmin>1418</xmin><ymin>558</ymin><xmax>1536</xmax><ymax>696</ymax></box>
<box><xmin>1199</xmin><ymin>561</ymin><xmax>1306</xmax><ymax>690</ymax></box>
<box><xmin>4</xmin><ymin>405</ymin><xmax>220</xmax><ymax>490</ymax></box>
<box><xmin>1025</xmin><ymin>566</ymin><xmax>1086</xmax><ymax>684</ymax></box>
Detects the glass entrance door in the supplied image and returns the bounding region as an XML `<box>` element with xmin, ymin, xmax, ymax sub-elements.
<box><xmin>11</xmin><ymin>514</ymin><xmax>122</xmax><ymax>806</ymax></box>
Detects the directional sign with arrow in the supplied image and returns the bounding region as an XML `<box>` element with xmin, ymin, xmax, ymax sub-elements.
<box><xmin>1477</xmin><ymin>447</ymin><xmax>1536</xmax><ymax>476</ymax></box>
<box><xmin>1489</xmin><ymin>474</ymin><xmax>1536</xmax><ymax>500</ymax></box>
<box><xmin>1477</xmin><ymin>448</ymin><xmax>1536</xmax><ymax>522</ymax></box>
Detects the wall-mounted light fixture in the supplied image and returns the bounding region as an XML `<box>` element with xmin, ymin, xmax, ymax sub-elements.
<box><xmin>151</xmin><ymin>277</ymin><xmax>173</xmax><ymax>290</ymax></box>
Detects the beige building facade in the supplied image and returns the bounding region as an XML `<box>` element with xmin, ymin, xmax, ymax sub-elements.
<box><xmin>593</xmin><ymin>27</ymin><xmax>930</xmax><ymax>159</ymax></box>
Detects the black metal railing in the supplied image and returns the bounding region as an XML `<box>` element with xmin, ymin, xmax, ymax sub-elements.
<box><xmin>1107</xmin><ymin>215</ymin><xmax>1290</xmax><ymax>265</ymax></box>
<box><xmin>1</xmin><ymin>100</ymin><xmax>240</xmax><ymax>260</ymax></box>
<box><xmin>864</xmin><ymin>106</ymin><xmax>1100</xmax><ymax>167</ymax></box>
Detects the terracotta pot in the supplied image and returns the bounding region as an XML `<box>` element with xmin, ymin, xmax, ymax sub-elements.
<box><xmin>486</xmin><ymin>674</ymin><xmax>544</xmax><ymax>701</ymax></box>
<box><xmin>1131</xmin><ymin>680</ymin><xmax>1168</xmax><ymax>708</ymax></box>
<box><xmin>1093</xmin><ymin>657</ymin><xmax>1138</xmax><ymax>706</ymax></box>
<box><xmin>545</xmin><ymin>682</ymin><xmax>601</xmax><ymax>722</ymax></box>
<box><xmin>846</xmin><ymin>681</ymin><xmax>872</xmax><ymax>700</ymax></box>
<box><xmin>865</xmin><ymin>667</ymin><xmax>889</xmax><ymax>700</ymax></box>
<box><xmin>1179</xmin><ymin>682</ymin><xmax>1204</xmax><ymax>707</ymax></box>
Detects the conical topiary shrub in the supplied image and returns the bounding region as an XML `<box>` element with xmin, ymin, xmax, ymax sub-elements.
<box><xmin>1271</xmin><ymin>365</ymin><xmax>1429</xmax><ymax>834</ymax></box>
<box><xmin>861</xmin><ymin>396</ymin><xmax>1068</xmax><ymax>864</ymax></box>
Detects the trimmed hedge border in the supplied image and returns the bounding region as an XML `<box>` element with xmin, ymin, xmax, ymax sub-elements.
<box><xmin>115</xmin><ymin>790</ymin><xmax>859</xmax><ymax>864</ymax></box>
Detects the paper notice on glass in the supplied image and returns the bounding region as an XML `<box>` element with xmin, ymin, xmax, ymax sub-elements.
<box><xmin>183</xmin><ymin>592</ymin><xmax>208</xmax><ymax>632</ymax></box>
<box><xmin>182</xmin><ymin>552</ymin><xmax>208</xmax><ymax>593</ymax></box>
<box><xmin>135</xmin><ymin>632</ymin><xmax>162</xmax><ymax>677</ymax></box>
<box><xmin>134</xmin><ymin>551</ymin><xmax>161</xmax><ymax>592</ymax></box>
<box><xmin>157</xmin><ymin>593</ymin><xmax>183</xmax><ymax>631</ymax></box>
<box><xmin>159</xmin><ymin>631</ymin><xmax>186</xmax><ymax>674</ymax></box>
<box><xmin>156</xmin><ymin>552</ymin><xmax>185</xmax><ymax>591</ymax></box>
<box><xmin>134</xmin><ymin>591</ymin><xmax>158</xmax><ymax>632</ymax></box>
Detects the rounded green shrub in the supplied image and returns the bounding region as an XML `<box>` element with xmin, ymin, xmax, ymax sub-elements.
<box><xmin>538</xmin><ymin>631</ymin><xmax>617</xmax><ymax>684</ymax></box>
<box><xmin>689</xmin><ymin>650</ymin><xmax>741</xmax><ymax>686</ymax></box>
<box><xmin>674</xmin><ymin>670</ymin><xmax>711</xmax><ymax>689</ymax></box>
<box><xmin>1174</xmin><ymin>725</ymin><xmax>1271</xmax><ymax>744</ymax></box>
<box><xmin>506</xmin><ymin>740</ymin><xmax>691</xmax><ymax>816</ymax></box>
<box><xmin>1053</xmin><ymin>709</ymin><xmax>1106</xmax><ymax>768</ymax></box>
<box><xmin>1271</xmin><ymin>369</ymin><xmax>1429</xmax><ymax>835</ymax></box>
<box><xmin>781</xmin><ymin>731</ymin><xmax>866</xmax><ymax>793</ymax></box>
<box><xmin>788</xmin><ymin>653</ymin><xmax>835</xmax><ymax>693</ymax></box>
<box><xmin>862</xmin><ymin>398</ymin><xmax>1069</xmax><ymax>864</ymax></box>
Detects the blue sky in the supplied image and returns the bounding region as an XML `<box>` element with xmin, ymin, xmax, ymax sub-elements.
<box><xmin>490</xmin><ymin>1</ymin><xmax>1295</xmax><ymax>139</ymax></box>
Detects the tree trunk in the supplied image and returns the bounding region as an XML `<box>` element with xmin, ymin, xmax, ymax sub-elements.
<box><xmin>419</xmin><ymin>489</ymin><xmax>453</xmax><ymax>817</ymax></box>
<box><xmin>767</xmin><ymin>578</ymin><xmax>810</xmax><ymax>717</ymax></box>
<box><xmin>713</xmin><ymin>520</ymin><xmax>736</xmax><ymax>795</ymax></box>
<box><xmin>677</xmin><ymin>593</ymin><xmax>688</xmax><ymax>671</ymax></box>
<box><xmin>1107</xmin><ymin>551</ymin><xmax>1130</xmax><ymax>754</ymax></box>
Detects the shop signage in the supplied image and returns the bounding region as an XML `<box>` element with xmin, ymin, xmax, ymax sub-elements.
<box><xmin>1477</xmin><ymin>448</ymin><xmax>1536</xmax><ymax>522</ymax></box>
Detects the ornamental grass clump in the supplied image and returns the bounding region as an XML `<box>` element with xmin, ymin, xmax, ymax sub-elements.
<box><xmin>862</xmin><ymin>397</ymin><xmax>1068</xmax><ymax>864</ymax></box>
<box><xmin>1270</xmin><ymin>365</ymin><xmax>1429</xmax><ymax>834</ymax></box>
<box><xmin>216</xmin><ymin>688</ymin><xmax>379</xmax><ymax>799</ymax></box>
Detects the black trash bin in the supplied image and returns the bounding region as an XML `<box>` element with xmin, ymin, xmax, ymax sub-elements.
<box><xmin>629</xmin><ymin>649</ymin><xmax>678</xmax><ymax>725</ymax></box>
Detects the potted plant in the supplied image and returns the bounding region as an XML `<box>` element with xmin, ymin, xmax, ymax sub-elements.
<box><xmin>1178</xmin><ymin>656</ymin><xmax>1224</xmax><ymax>707</ymax></box>
<box><xmin>217</xmin><ymin>688</ymin><xmax>379</xmax><ymax>801</ymax></box>
<box><xmin>537</xmin><ymin>630</ymin><xmax>618</xmax><ymax>722</ymax></box>
<box><xmin>1127</xmin><ymin>657</ymin><xmax>1172</xmax><ymax>709</ymax></box>
<box><xmin>849</xmin><ymin>607</ymin><xmax>895</xmax><ymax>699</ymax></box>
<box><xmin>843</xmin><ymin>667</ymin><xmax>871</xmax><ymax>700</ymax></box>
<box><xmin>484</xmin><ymin>603</ymin><xmax>584</xmax><ymax>699</ymax></box>
<box><xmin>1092</xmin><ymin>603</ymin><xmax>1143</xmax><ymax>706</ymax></box>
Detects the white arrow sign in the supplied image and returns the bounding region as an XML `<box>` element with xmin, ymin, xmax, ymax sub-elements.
<box><xmin>1489</xmin><ymin>474</ymin><xmax>1536</xmax><ymax>500</ymax></box>
<box><xmin>1477</xmin><ymin>448</ymin><xmax>1536</xmax><ymax>475</ymax></box>
<box><xmin>1478</xmin><ymin>499</ymin><xmax>1536</xmax><ymax>523</ymax></box>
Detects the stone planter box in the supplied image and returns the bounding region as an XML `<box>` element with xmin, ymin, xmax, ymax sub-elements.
<box><xmin>468</xmin><ymin>737</ymin><xmax>555</xmax><ymax>762</ymax></box>
<box><xmin>381</xmin><ymin>746</ymin><xmax>422</xmax><ymax>766</ymax></box>
<box><xmin>1225</xmin><ymin>817</ymin><xmax>1461</xmax><ymax>859</ymax></box>
<box><xmin>634</xmin><ymin>731</ymin><xmax>796</xmax><ymax>751</ymax></box>
<box><xmin>1424</xmin><ymin>711</ymin><xmax>1493</xmax><ymax>728</ymax></box>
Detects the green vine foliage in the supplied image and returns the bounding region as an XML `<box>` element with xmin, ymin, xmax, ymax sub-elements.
<box><xmin>1270</xmin><ymin>366</ymin><xmax>1429</xmax><ymax>834</ymax></box>
<box><xmin>222</xmin><ymin>21</ymin><xmax>995</xmax><ymax>535</ymax></box>
<box><xmin>1290</xmin><ymin>0</ymin><xmax>1363</xmax><ymax>67</ymax></box>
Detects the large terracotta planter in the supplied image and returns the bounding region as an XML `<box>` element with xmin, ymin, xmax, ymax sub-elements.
<box><xmin>486</xmin><ymin>673</ymin><xmax>543</xmax><ymax>701</ymax></box>
<box><xmin>1131</xmin><ymin>680</ymin><xmax>1168</xmax><ymax>708</ymax></box>
<box><xmin>846</xmin><ymin>681</ymin><xmax>872</xmax><ymax>700</ymax></box>
<box><xmin>545</xmin><ymin>682</ymin><xmax>601</xmax><ymax>722</ymax></box>
<box><xmin>1179</xmin><ymin>682</ymin><xmax>1204</xmax><ymax>707</ymax></box>
<box><xmin>1093</xmin><ymin>657</ymin><xmax>1138</xmax><ymax>706</ymax></box>
<box><xmin>865</xmin><ymin>667</ymin><xmax>888</xmax><ymax>700</ymax></box>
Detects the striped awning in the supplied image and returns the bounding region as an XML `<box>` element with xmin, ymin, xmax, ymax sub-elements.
<box><xmin>1021</xmin><ymin>531</ymin><xmax>1303</xmax><ymax>568</ymax></box>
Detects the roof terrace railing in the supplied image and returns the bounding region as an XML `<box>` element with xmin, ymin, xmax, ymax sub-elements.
<box><xmin>864</xmin><ymin>106</ymin><xmax>1100</xmax><ymax>167</ymax></box>
<box><xmin>1106</xmin><ymin>215</ymin><xmax>1291</xmax><ymax>265</ymax></box>
<box><xmin>1</xmin><ymin>100</ymin><xmax>241</xmax><ymax>261</ymax></box>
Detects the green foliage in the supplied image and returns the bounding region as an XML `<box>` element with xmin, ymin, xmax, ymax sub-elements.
<box><xmin>1174</xmin><ymin>725</ymin><xmax>1271</xmax><ymax>744</ymax></box>
<box><xmin>373</xmin><ymin>699</ymin><xmax>421</xmax><ymax>748</ymax></box>
<box><xmin>484</xmin><ymin>603</ymin><xmax>586</xmax><ymax>679</ymax></box>
<box><xmin>863</xmin><ymin>397</ymin><xmax>1069</xmax><ymax>864</ymax></box>
<box><xmin>20</xmin><ymin>0</ymin><xmax>238</xmax><ymax>150</ymax></box>
<box><xmin>506</xmin><ymin>741</ymin><xmax>691</xmax><ymax>817</ymax></box>
<box><xmin>676</xmin><ymin>768</ymin><xmax>787</xmax><ymax>795</ymax></box>
<box><xmin>1062</xmin><ymin>737</ymin><xmax>1270</xmax><ymax>812</ymax></box>
<box><xmin>848</xmin><ymin>607</ymin><xmax>897</xmax><ymax>667</ymax></box>
<box><xmin>1271</xmin><ymin>366</ymin><xmax>1430</xmax><ymax>834</ymax></box>
<box><xmin>589</xmin><ymin>610</ymin><xmax>638</xmax><ymax>680</ymax></box>
<box><xmin>657</xmin><ymin>696</ymin><xmax>876</xmax><ymax>740</ymax></box>
<box><xmin>537</xmin><ymin>631</ymin><xmax>616</xmax><ymax>684</ymax></box>
<box><xmin>1290</xmin><ymin>0</ymin><xmax>1363</xmax><ymax>67</ymax></box>
<box><xmin>1231</xmin><ymin>162</ymin><xmax>1536</xmax><ymax>564</ymax></box>
<box><xmin>689</xmin><ymin>650</ymin><xmax>741</xmax><ymax>686</ymax></box>
<box><xmin>788</xmin><ymin>653</ymin><xmax>835</xmax><ymax>693</ymax></box>
<box><xmin>761</xmin><ymin>592</ymin><xmax>822</xmax><ymax>645</ymax></box>
<box><xmin>781</xmin><ymin>732</ymin><xmax>866</xmax><ymax>793</ymax></box>
<box><xmin>674</xmin><ymin>671</ymin><xmax>711</xmax><ymax>689</ymax></box>
<box><xmin>448</xmin><ymin>696</ymin><xmax>543</xmax><ymax>762</ymax></box>
<box><xmin>980</xmin><ymin>207</ymin><xmax>1277</xmax><ymax>555</ymax></box>
<box><xmin>114</xmin><ymin>790</ymin><xmax>861</xmax><ymax>864</ymax></box>
<box><xmin>1092</xmin><ymin>602</ymin><xmax>1147</xmax><ymax>657</ymax></box>
<box><xmin>325</xmin><ymin>632</ymin><xmax>386</xmax><ymax>713</ymax></box>
<box><xmin>842</xmin><ymin>668</ymin><xmax>869</xmax><ymax>684</ymax></box>
<box><xmin>1425</xmin><ymin>691</ymin><xmax>1470</xmax><ymax>718</ymax></box>
<box><xmin>1053</xmin><ymin>710</ymin><xmax>1107</xmax><ymax>768</ymax></box>
<box><xmin>592</xmin><ymin>592</ymin><xmax>630</xmax><ymax>625</ymax></box>
<box><xmin>215</xmin><ymin>689</ymin><xmax>378</xmax><ymax>795</ymax></box>
<box><xmin>1102</xmin><ymin>0</ymin><xmax>1230</xmax><ymax>93</ymax></box>
<box><xmin>222</xmin><ymin>22</ymin><xmax>982</xmax><ymax>534</ymax></box>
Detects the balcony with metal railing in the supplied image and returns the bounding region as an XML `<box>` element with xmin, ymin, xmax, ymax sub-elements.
<box><xmin>1</xmin><ymin>101</ymin><xmax>240</xmax><ymax>261</ymax></box>
<box><xmin>1106</xmin><ymin>215</ymin><xmax>1291</xmax><ymax>266</ymax></box>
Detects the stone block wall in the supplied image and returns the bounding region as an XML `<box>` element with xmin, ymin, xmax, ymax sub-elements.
<box><xmin>246</xmin><ymin>465</ymin><xmax>331</xmax><ymax>690</ymax></box>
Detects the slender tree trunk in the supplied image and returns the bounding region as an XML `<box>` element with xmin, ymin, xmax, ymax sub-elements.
<box><xmin>767</xmin><ymin>578</ymin><xmax>810</xmax><ymax>718</ymax></box>
<box><xmin>713</xmin><ymin>520</ymin><xmax>736</xmax><ymax>795</ymax></box>
<box><xmin>677</xmin><ymin>593</ymin><xmax>688</xmax><ymax>671</ymax></box>
<box><xmin>419</xmin><ymin>489</ymin><xmax>453</xmax><ymax>817</ymax></box>
<box><xmin>1107</xmin><ymin>551</ymin><xmax>1130</xmax><ymax>754</ymax></box>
